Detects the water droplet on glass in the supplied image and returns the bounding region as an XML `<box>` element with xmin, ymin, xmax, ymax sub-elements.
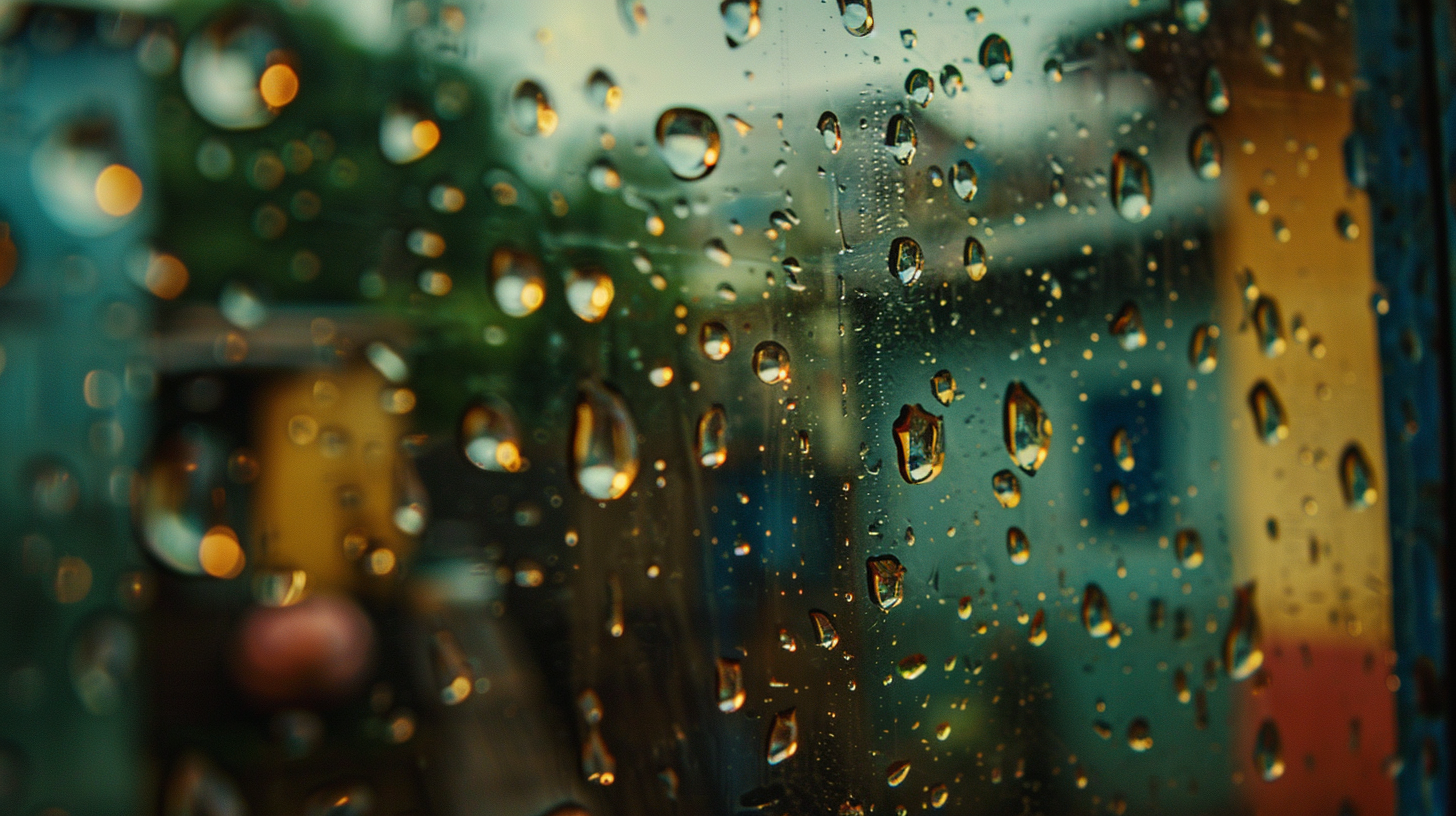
<box><xmin>766</xmin><ymin>708</ymin><xmax>799</xmax><ymax>764</ymax></box>
<box><xmin>656</xmin><ymin>108</ymin><xmax>720</xmax><ymax>180</ymax></box>
<box><xmin>219</xmin><ymin>281</ymin><xmax>268</xmax><ymax>330</ymax></box>
<box><xmin>1082</xmin><ymin>584</ymin><xmax>1114</xmax><ymax>638</ymax></box>
<box><xmin>992</xmin><ymin>470</ymin><xmax>1021</xmax><ymax>508</ymax></box>
<box><xmin>1109</xmin><ymin>482</ymin><xmax>1130</xmax><ymax>515</ymax></box>
<box><xmin>571</xmin><ymin>381</ymin><xmax>640</xmax><ymax>501</ymax></box>
<box><xmin>1045</xmin><ymin>58</ymin><xmax>1064</xmax><ymax>82</ymax></box>
<box><xmin>31</xmin><ymin>116</ymin><xmax>142</xmax><ymax>236</ymax></box>
<box><xmin>1254</xmin><ymin>719</ymin><xmax>1285</xmax><ymax>781</ymax></box>
<box><xmin>866</xmin><ymin>554</ymin><xmax>906</xmax><ymax>611</ymax></box>
<box><xmin>1340</xmin><ymin>444</ymin><xmax>1378</xmax><ymax>509</ymax></box>
<box><xmin>940</xmin><ymin>64</ymin><xmax>964</xmax><ymax>97</ymax></box>
<box><xmin>721</xmin><ymin>0</ymin><xmax>760</xmax><ymax>47</ymax></box>
<box><xmin>1252</xmin><ymin>11</ymin><xmax>1273</xmax><ymax>48</ymax></box>
<box><xmin>1111</xmin><ymin>150</ymin><xmax>1153</xmax><ymax>222</ymax></box>
<box><xmin>898</xmin><ymin>653</ymin><xmax>928</xmax><ymax>679</ymax></box>
<box><xmin>1109</xmin><ymin>301</ymin><xmax>1147</xmax><ymax>351</ymax></box>
<box><xmin>510</xmin><ymin>80</ymin><xmax>558</xmax><ymax>136</ymax></box>
<box><xmin>490</xmin><ymin>248</ymin><xmax>546</xmax><ymax>317</ymax></box>
<box><xmin>810</xmin><ymin>609</ymin><xmax>839</xmax><ymax>649</ymax></box>
<box><xmin>716</xmin><ymin>657</ymin><xmax>745</xmax><ymax>712</ymax></box>
<box><xmin>887</xmin><ymin>760</ymin><xmax>911</xmax><ymax>787</ymax></box>
<box><xmin>1189</xmin><ymin>323</ymin><xmax>1220</xmax><ymax>373</ymax></box>
<box><xmin>930</xmin><ymin>370</ymin><xmax>956</xmax><ymax>406</ymax></box>
<box><xmin>1175</xmin><ymin>529</ymin><xmax>1204</xmax><ymax>569</ymax></box>
<box><xmin>140</xmin><ymin>428</ymin><xmax>229</xmax><ymax>575</ymax></box>
<box><xmin>1205</xmin><ymin>66</ymin><xmax>1230</xmax><ymax>115</ymax></box>
<box><xmin>181</xmin><ymin>14</ymin><xmax>292</xmax><ymax>130</ymax></box>
<box><xmin>818</xmin><ymin>111</ymin><xmax>842</xmax><ymax>153</ymax></box>
<box><xmin>1190</xmin><ymin>125</ymin><xmax>1222</xmax><ymax>179</ymax></box>
<box><xmin>1253</xmin><ymin>296</ymin><xmax>1286</xmax><ymax>357</ymax></box>
<box><xmin>586</xmin><ymin>69</ymin><xmax>622</xmax><ymax>112</ymax></box>
<box><xmin>1224</xmin><ymin>582</ymin><xmax>1265</xmax><ymax>680</ymax></box>
<box><xmin>979</xmin><ymin>34</ymin><xmax>1012</xmax><ymax>83</ymax></box>
<box><xmin>432</xmin><ymin>630</ymin><xmax>474</xmax><ymax>705</ymax></box>
<box><xmin>1249</xmin><ymin>380</ymin><xmax>1289</xmax><ymax>445</ymax></box>
<box><xmin>460</xmin><ymin>399</ymin><xmax>523</xmax><ymax>472</ymax></box>
<box><xmin>963</xmin><ymin>236</ymin><xmax>988</xmax><ymax>281</ymax></box>
<box><xmin>892</xmin><ymin>404</ymin><xmax>944</xmax><ymax>484</ymax></box>
<box><xmin>588</xmin><ymin>159</ymin><xmax>622</xmax><ymax>192</ymax></box>
<box><xmin>392</xmin><ymin>453</ymin><xmax>429</xmax><ymax>536</ymax></box>
<box><xmin>582</xmin><ymin>727</ymin><xmax>617</xmax><ymax>785</ymax></box>
<box><xmin>1003</xmin><ymin>381</ymin><xmax>1052</xmax><ymax>475</ymax></box>
<box><xmin>379</xmin><ymin>103</ymin><xmax>440</xmax><ymax>164</ymax></box>
<box><xmin>1306</xmin><ymin>61</ymin><xmax>1326</xmax><ymax>92</ymax></box>
<box><xmin>905</xmin><ymin>69</ymin><xmax>933</xmax><ymax>107</ymax></box>
<box><xmin>884</xmin><ymin>114</ymin><xmax>918</xmax><ymax>165</ymax></box>
<box><xmin>1027</xmin><ymin>608</ymin><xmax>1047</xmax><ymax>646</ymax></box>
<box><xmin>1337</xmin><ymin>210</ymin><xmax>1360</xmax><ymax>240</ymax></box>
<box><xmin>700</xmin><ymin>321</ymin><xmax>733</xmax><ymax>360</ymax></box>
<box><xmin>899</xmin><ymin>28</ymin><xmax>917</xmax><ymax>48</ymax></box>
<box><xmin>566</xmin><ymin>268</ymin><xmax>615</xmax><ymax>322</ymax></box>
<box><xmin>1123</xmin><ymin>23</ymin><xmax>1145</xmax><ymax>52</ymax></box>
<box><xmin>1110</xmin><ymin>428</ymin><xmax>1134</xmax><ymax>472</ymax></box>
<box><xmin>1127</xmin><ymin>718</ymin><xmax>1153</xmax><ymax>751</ymax></box>
<box><xmin>1007</xmin><ymin>527</ymin><xmax>1031</xmax><ymax>565</ymax></box>
<box><xmin>837</xmin><ymin>0</ymin><xmax>873</xmax><ymax>36</ymax></box>
<box><xmin>1180</xmin><ymin>0</ymin><xmax>1210</xmax><ymax>31</ymax></box>
<box><xmin>70</xmin><ymin>617</ymin><xmax>136</xmax><ymax>715</ymax></box>
<box><xmin>949</xmin><ymin>160</ymin><xmax>978</xmax><ymax>202</ymax></box>
<box><xmin>696</xmin><ymin>405</ymin><xmax>728</xmax><ymax>468</ymax></box>
<box><xmin>752</xmin><ymin>341</ymin><xmax>791</xmax><ymax>384</ymax></box>
<box><xmin>888</xmin><ymin>236</ymin><xmax>924</xmax><ymax>286</ymax></box>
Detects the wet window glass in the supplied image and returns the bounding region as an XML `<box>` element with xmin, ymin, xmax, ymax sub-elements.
<box><xmin>0</xmin><ymin>1</ymin><xmax>1448</xmax><ymax>815</ymax></box>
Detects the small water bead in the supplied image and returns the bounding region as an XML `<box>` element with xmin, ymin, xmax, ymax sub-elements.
<box><xmin>818</xmin><ymin>111</ymin><xmax>842</xmax><ymax>153</ymax></box>
<box><xmin>490</xmin><ymin>248</ymin><xmax>546</xmax><ymax>317</ymax></box>
<box><xmin>1127</xmin><ymin>718</ymin><xmax>1153</xmax><ymax>752</ymax></box>
<box><xmin>1109</xmin><ymin>482</ymin><xmax>1130</xmax><ymax>515</ymax></box>
<box><xmin>930</xmin><ymin>370</ymin><xmax>956</xmax><ymax>406</ymax></box>
<box><xmin>460</xmin><ymin>399</ymin><xmax>523</xmax><ymax>472</ymax></box>
<box><xmin>1253</xmin><ymin>296</ymin><xmax>1287</xmax><ymax>357</ymax></box>
<box><xmin>1224</xmin><ymin>582</ymin><xmax>1265</xmax><ymax>680</ymax></box>
<box><xmin>940</xmin><ymin>64</ymin><xmax>964</xmax><ymax>97</ymax></box>
<box><xmin>1123</xmin><ymin>23</ymin><xmax>1145</xmax><ymax>53</ymax></box>
<box><xmin>696</xmin><ymin>405</ymin><xmax>728</xmax><ymax>468</ymax></box>
<box><xmin>582</xmin><ymin>728</ymin><xmax>617</xmax><ymax>785</ymax></box>
<box><xmin>586</xmin><ymin>69</ymin><xmax>622</xmax><ymax>112</ymax></box>
<box><xmin>1190</xmin><ymin>125</ymin><xmax>1223</xmax><ymax>179</ymax></box>
<box><xmin>1206</xmin><ymin>66</ymin><xmax>1231</xmax><ymax>115</ymax></box>
<box><xmin>949</xmin><ymin>160</ymin><xmax>978</xmax><ymax>202</ymax></box>
<box><xmin>766</xmin><ymin>709</ymin><xmax>799</xmax><ymax>765</ymax></box>
<box><xmin>1110</xmin><ymin>428</ymin><xmax>1134</xmax><ymax>472</ymax></box>
<box><xmin>752</xmin><ymin>341</ymin><xmax>791</xmax><ymax>384</ymax></box>
<box><xmin>1111</xmin><ymin>150</ymin><xmax>1154</xmax><ymax>223</ymax></box>
<box><xmin>888</xmin><ymin>236</ymin><xmax>924</xmax><ymax>285</ymax></box>
<box><xmin>1337</xmin><ymin>211</ymin><xmax>1360</xmax><ymax>240</ymax></box>
<box><xmin>655</xmin><ymin>108</ymin><xmax>721</xmax><ymax>180</ymax></box>
<box><xmin>1189</xmin><ymin>323</ymin><xmax>1220</xmax><ymax>373</ymax></box>
<box><xmin>899</xmin><ymin>28</ymin><xmax>917</xmax><ymax>48</ymax></box>
<box><xmin>837</xmin><ymin>0</ymin><xmax>873</xmax><ymax>35</ymax></box>
<box><xmin>866</xmin><ymin>554</ymin><xmax>906</xmax><ymax>611</ymax></box>
<box><xmin>979</xmin><ymin>34</ymin><xmax>1013</xmax><ymax>83</ymax></box>
<box><xmin>1050</xmin><ymin>174</ymin><xmax>1068</xmax><ymax>206</ymax></box>
<box><xmin>1340</xmin><ymin>444</ymin><xmax>1378</xmax><ymax>509</ymax></box>
<box><xmin>1081</xmin><ymin>584</ymin><xmax>1114</xmax><ymax>638</ymax></box>
<box><xmin>571</xmin><ymin>381</ymin><xmax>640</xmax><ymax>501</ymax></box>
<box><xmin>716</xmin><ymin>658</ymin><xmax>745</xmax><ymax>712</ymax></box>
<box><xmin>992</xmin><ymin>470</ymin><xmax>1021</xmax><ymax>508</ymax></box>
<box><xmin>1003</xmin><ymin>381</ymin><xmax>1052</xmax><ymax>475</ymax></box>
<box><xmin>1044</xmin><ymin>58</ymin><xmax>1064</xmax><ymax>82</ymax></box>
<box><xmin>721</xmin><ymin>0</ymin><xmax>760</xmax><ymax>47</ymax></box>
<box><xmin>1306</xmin><ymin>62</ymin><xmax>1326</xmax><ymax>93</ymax></box>
<box><xmin>588</xmin><ymin>159</ymin><xmax>622</xmax><ymax>192</ymax></box>
<box><xmin>898</xmin><ymin>653</ymin><xmax>928</xmax><ymax>679</ymax></box>
<box><xmin>1027</xmin><ymin>608</ymin><xmax>1048</xmax><ymax>646</ymax></box>
<box><xmin>700</xmin><ymin>321</ymin><xmax>732</xmax><ymax>360</ymax></box>
<box><xmin>565</xmin><ymin>268</ymin><xmax>614</xmax><ymax>322</ymax></box>
<box><xmin>1174</xmin><ymin>529</ymin><xmax>1204</xmax><ymax>569</ymax></box>
<box><xmin>181</xmin><ymin>14</ymin><xmax>294</xmax><ymax>130</ymax></box>
<box><xmin>904</xmin><ymin>68</ymin><xmax>934</xmax><ymax>107</ymax></box>
<box><xmin>510</xmin><ymin>80</ymin><xmax>558</xmax><ymax>136</ymax></box>
<box><xmin>1249</xmin><ymin>381</ymin><xmax>1289</xmax><ymax>445</ymax></box>
<box><xmin>1006</xmin><ymin>527</ymin><xmax>1031</xmax><ymax>565</ymax></box>
<box><xmin>433</xmin><ymin>630</ymin><xmax>475</xmax><ymax>705</ymax></box>
<box><xmin>884</xmin><ymin>114</ymin><xmax>918</xmax><ymax>165</ymax></box>
<box><xmin>1109</xmin><ymin>301</ymin><xmax>1147</xmax><ymax>351</ymax></box>
<box><xmin>1252</xmin><ymin>11</ymin><xmax>1273</xmax><ymax>48</ymax></box>
<box><xmin>892</xmin><ymin>404</ymin><xmax>944</xmax><ymax>485</ymax></box>
<box><xmin>887</xmin><ymin>761</ymin><xmax>911</xmax><ymax>787</ymax></box>
<box><xmin>31</xmin><ymin>116</ymin><xmax>143</xmax><ymax>236</ymax></box>
<box><xmin>960</xmin><ymin>236</ymin><xmax>989</xmax><ymax>281</ymax></box>
<box><xmin>380</xmin><ymin>103</ymin><xmax>441</xmax><ymax>164</ymax></box>
<box><xmin>1254</xmin><ymin>719</ymin><xmax>1285</xmax><ymax>781</ymax></box>
<box><xmin>810</xmin><ymin>610</ymin><xmax>839</xmax><ymax>649</ymax></box>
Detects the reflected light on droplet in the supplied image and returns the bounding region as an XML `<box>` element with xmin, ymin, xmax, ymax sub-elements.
<box><xmin>258</xmin><ymin>63</ymin><xmax>298</xmax><ymax>108</ymax></box>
